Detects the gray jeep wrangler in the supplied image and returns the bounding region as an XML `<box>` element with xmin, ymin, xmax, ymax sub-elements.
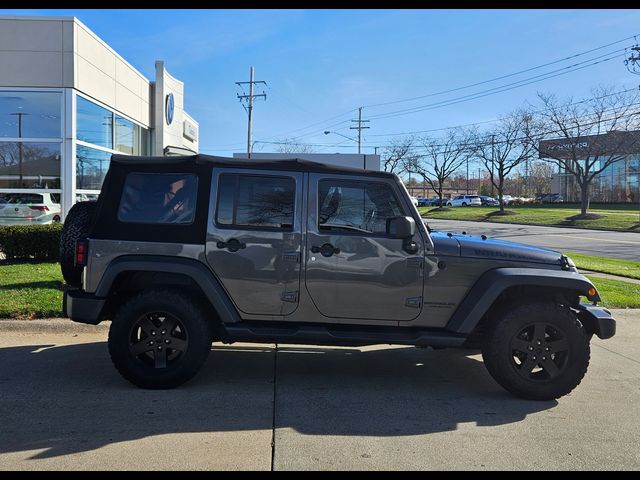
<box><xmin>61</xmin><ymin>154</ymin><xmax>615</xmax><ymax>400</ymax></box>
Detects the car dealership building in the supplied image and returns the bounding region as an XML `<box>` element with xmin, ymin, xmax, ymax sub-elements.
<box><xmin>0</xmin><ymin>15</ymin><xmax>199</xmax><ymax>218</ymax></box>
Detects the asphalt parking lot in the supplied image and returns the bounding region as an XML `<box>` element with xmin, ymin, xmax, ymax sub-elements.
<box><xmin>425</xmin><ymin>219</ymin><xmax>640</xmax><ymax>260</ymax></box>
<box><xmin>0</xmin><ymin>311</ymin><xmax>638</xmax><ymax>470</ymax></box>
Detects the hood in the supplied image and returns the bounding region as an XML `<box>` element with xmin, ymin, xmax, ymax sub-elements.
<box><xmin>430</xmin><ymin>231</ymin><xmax>564</xmax><ymax>265</ymax></box>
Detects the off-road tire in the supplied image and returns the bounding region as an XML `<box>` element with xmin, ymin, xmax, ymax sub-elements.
<box><xmin>481</xmin><ymin>302</ymin><xmax>590</xmax><ymax>400</ymax></box>
<box><xmin>108</xmin><ymin>289</ymin><xmax>213</xmax><ymax>389</ymax></box>
<box><xmin>59</xmin><ymin>201</ymin><xmax>97</xmax><ymax>287</ymax></box>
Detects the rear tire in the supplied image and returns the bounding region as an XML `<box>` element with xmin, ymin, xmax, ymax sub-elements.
<box><xmin>481</xmin><ymin>302</ymin><xmax>590</xmax><ymax>400</ymax></box>
<box><xmin>108</xmin><ymin>289</ymin><xmax>213</xmax><ymax>389</ymax></box>
<box><xmin>59</xmin><ymin>201</ymin><xmax>97</xmax><ymax>287</ymax></box>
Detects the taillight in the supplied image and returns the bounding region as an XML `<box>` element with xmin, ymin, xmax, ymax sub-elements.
<box><xmin>29</xmin><ymin>205</ymin><xmax>49</xmax><ymax>212</ymax></box>
<box><xmin>75</xmin><ymin>239</ymin><xmax>88</xmax><ymax>267</ymax></box>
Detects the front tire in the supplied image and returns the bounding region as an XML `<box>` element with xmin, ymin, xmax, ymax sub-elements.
<box><xmin>481</xmin><ymin>302</ymin><xmax>590</xmax><ymax>400</ymax></box>
<box><xmin>108</xmin><ymin>290</ymin><xmax>213</xmax><ymax>389</ymax></box>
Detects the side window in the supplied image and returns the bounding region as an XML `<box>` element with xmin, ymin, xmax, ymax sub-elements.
<box><xmin>118</xmin><ymin>173</ymin><xmax>198</xmax><ymax>224</ymax></box>
<box><xmin>216</xmin><ymin>174</ymin><xmax>295</xmax><ymax>229</ymax></box>
<box><xmin>318</xmin><ymin>180</ymin><xmax>405</xmax><ymax>235</ymax></box>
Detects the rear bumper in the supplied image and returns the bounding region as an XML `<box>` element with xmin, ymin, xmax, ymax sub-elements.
<box><xmin>577</xmin><ymin>303</ymin><xmax>616</xmax><ymax>339</ymax></box>
<box><xmin>63</xmin><ymin>290</ymin><xmax>105</xmax><ymax>325</ymax></box>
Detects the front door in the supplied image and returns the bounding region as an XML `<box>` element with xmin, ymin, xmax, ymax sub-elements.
<box><xmin>206</xmin><ymin>168</ymin><xmax>303</xmax><ymax>316</ymax></box>
<box><xmin>304</xmin><ymin>174</ymin><xmax>425</xmax><ymax>321</ymax></box>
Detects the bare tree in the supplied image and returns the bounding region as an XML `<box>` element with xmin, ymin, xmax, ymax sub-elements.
<box><xmin>526</xmin><ymin>86</ymin><xmax>640</xmax><ymax>216</ymax></box>
<box><xmin>470</xmin><ymin>111</ymin><xmax>535</xmax><ymax>213</ymax></box>
<box><xmin>528</xmin><ymin>160</ymin><xmax>555</xmax><ymax>197</ymax></box>
<box><xmin>274</xmin><ymin>138</ymin><xmax>315</xmax><ymax>154</ymax></box>
<box><xmin>380</xmin><ymin>136</ymin><xmax>416</xmax><ymax>174</ymax></box>
<box><xmin>405</xmin><ymin>129</ymin><xmax>469</xmax><ymax>208</ymax></box>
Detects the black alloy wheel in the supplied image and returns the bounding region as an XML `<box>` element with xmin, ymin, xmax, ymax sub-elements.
<box><xmin>129</xmin><ymin>311</ymin><xmax>189</xmax><ymax>369</ymax></box>
<box><xmin>509</xmin><ymin>322</ymin><xmax>569</xmax><ymax>381</ymax></box>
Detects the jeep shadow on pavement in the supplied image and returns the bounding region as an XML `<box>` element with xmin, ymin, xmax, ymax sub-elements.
<box><xmin>60</xmin><ymin>154</ymin><xmax>615</xmax><ymax>400</ymax></box>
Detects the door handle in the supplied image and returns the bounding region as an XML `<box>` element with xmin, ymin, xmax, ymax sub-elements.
<box><xmin>311</xmin><ymin>243</ymin><xmax>340</xmax><ymax>257</ymax></box>
<box><xmin>216</xmin><ymin>238</ymin><xmax>246</xmax><ymax>252</ymax></box>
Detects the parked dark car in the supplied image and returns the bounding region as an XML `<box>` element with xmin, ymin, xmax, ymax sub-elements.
<box><xmin>536</xmin><ymin>193</ymin><xmax>564</xmax><ymax>203</ymax></box>
<box><xmin>479</xmin><ymin>195</ymin><xmax>499</xmax><ymax>206</ymax></box>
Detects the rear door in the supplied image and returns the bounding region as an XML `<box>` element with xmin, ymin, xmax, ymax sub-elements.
<box><xmin>205</xmin><ymin>168</ymin><xmax>303</xmax><ymax>316</ymax></box>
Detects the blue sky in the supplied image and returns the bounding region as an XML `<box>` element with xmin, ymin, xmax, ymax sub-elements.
<box><xmin>3</xmin><ymin>9</ymin><xmax>640</xmax><ymax>156</ymax></box>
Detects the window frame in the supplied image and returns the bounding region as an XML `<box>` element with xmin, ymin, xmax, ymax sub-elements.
<box><xmin>315</xmin><ymin>177</ymin><xmax>408</xmax><ymax>239</ymax></box>
<box><xmin>214</xmin><ymin>172</ymin><xmax>297</xmax><ymax>232</ymax></box>
<box><xmin>117</xmin><ymin>171</ymin><xmax>199</xmax><ymax>226</ymax></box>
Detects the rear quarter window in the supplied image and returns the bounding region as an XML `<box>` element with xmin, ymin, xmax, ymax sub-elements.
<box><xmin>118</xmin><ymin>172</ymin><xmax>198</xmax><ymax>224</ymax></box>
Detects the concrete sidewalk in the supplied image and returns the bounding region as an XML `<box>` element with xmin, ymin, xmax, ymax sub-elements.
<box><xmin>0</xmin><ymin>310</ymin><xmax>638</xmax><ymax>470</ymax></box>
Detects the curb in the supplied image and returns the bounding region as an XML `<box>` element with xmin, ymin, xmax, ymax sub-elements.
<box><xmin>421</xmin><ymin>216</ymin><xmax>640</xmax><ymax>234</ymax></box>
<box><xmin>0</xmin><ymin>318</ymin><xmax>110</xmax><ymax>334</ymax></box>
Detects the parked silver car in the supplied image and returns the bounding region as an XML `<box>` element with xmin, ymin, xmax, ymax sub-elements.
<box><xmin>0</xmin><ymin>192</ymin><xmax>61</xmax><ymax>225</ymax></box>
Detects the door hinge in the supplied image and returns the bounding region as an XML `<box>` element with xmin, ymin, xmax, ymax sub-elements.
<box><xmin>281</xmin><ymin>291</ymin><xmax>299</xmax><ymax>303</ymax></box>
<box><xmin>405</xmin><ymin>296</ymin><xmax>422</xmax><ymax>308</ymax></box>
<box><xmin>283</xmin><ymin>251</ymin><xmax>300</xmax><ymax>262</ymax></box>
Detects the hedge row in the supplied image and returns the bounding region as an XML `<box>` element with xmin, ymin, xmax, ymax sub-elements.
<box><xmin>0</xmin><ymin>224</ymin><xmax>63</xmax><ymax>260</ymax></box>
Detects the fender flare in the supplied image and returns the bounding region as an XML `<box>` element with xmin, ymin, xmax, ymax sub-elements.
<box><xmin>95</xmin><ymin>255</ymin><xmax>241</xmax><ymax>323</ymax></box>
<box><xmin>445</xmin><ymin>267</ymin><xmax>599</xmax><ymax>334</ymax></box>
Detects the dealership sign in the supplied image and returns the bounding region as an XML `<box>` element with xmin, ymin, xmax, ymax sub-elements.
<box><xmin>183</xmin><ymin>118</ymin><xmax>198</xmax><ymax>141</ymax></box>
<box><xmin>538</xmin><ymin>130</ymin><xmax>640</xmax><ymax>159</ymax></box>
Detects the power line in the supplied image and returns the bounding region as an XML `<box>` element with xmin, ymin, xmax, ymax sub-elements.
<box><xmin>277</xmin><ymin>49</ymin><xmax>628</xmax><ymax>145</ymax></box>
<box><xmin>365</xmin><ymin>87</ymin><xmax>638</xmax><ymax>138</ymax></box>
<box><xmin>366</xmin><ymin>49</ymin><xmax>626</xmax><ymax>121</ymax></box>
<box><xmin>363</xmin><ymin>33</ymin><xmax>639</xmax><ymax>109</ymax></box>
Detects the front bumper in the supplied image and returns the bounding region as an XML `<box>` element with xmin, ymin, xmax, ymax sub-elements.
<box><xmin>63</xmin><ymin>289</ymin><xmax>105</xmax><ymax>325</ymax></box>
<box><xmin>576</xmin><ymin>303</ymin><xmax>616</xmax><ymax>339</ymax></box>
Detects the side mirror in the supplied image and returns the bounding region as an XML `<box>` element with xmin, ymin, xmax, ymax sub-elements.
<box><xmin>386</xmin><ymin>216</ymin><xmax>415</xmax><ymax>239</ymax></box>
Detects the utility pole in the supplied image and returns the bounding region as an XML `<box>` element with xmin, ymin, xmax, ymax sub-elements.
<box><xmin>236</xmin><ymin>66</ymin><xmax>266</xmax><ymax>158</ymax></box>
<box><xmin>350</xmin><ymin>107</ymin><xmax>370</xmax><ymax>154</ymax></box>
<box><xmin>466</xmin><ymin>157</ymin><xmax>469</xmax><ymax>194</ymax></box>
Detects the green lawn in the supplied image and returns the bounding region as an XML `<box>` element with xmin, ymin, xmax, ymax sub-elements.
<box><xmin>587</xmin><ymin>276</ymin><xmax>640</xmax><ymax>309</ymax></box>
<box><xmin>419</xmin><ymin>205</ymin><xmax>640</xmax><ymax>231</ymax></box>
<box><xmin>0</xmin><ymin>261</ymin><xmax>64</xmax><ymax>319</ymax></box>
<box><xmin>565</xmin><ymin>252</ymin><xmax>640</xmax><ymax>280</ymax></box>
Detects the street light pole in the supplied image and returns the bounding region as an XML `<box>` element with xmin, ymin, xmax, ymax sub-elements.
<box><xmin>10</xmin><ymin>112</ymin><xmax>29</xmax><ymax>187</ymax></box>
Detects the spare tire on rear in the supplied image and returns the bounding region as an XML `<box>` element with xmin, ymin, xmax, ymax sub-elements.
<box><xmin>59</xmin><ymin>201</ymin><xmax>97</xmax><ymax>287</ymax></box>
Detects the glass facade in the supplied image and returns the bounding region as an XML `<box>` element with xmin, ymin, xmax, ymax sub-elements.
<box><xmin>558</xmin><ymin>155</ymin><xmax>640</xmax><ymax>203</ymax></box>
<box><xmin>76</xmin><ymin>96</ymin><xmax>113</xmax><ymax>149</ymax></box>
<box><xmin>76</xmin><ymin>145</ymin><xmax>111</xmax><ymax>190</ymax></box>
<box><xmin>75</xmin><ymin>95</ymin><xmax>149</xmax><ymax>192</ymax></box>
<box><xmin>1</xmin><ymin>90</ymin><xmax>152</xmax><ymax>222</ymax></box>
<box><xmin>0</xmin><ymin>142</ymin><xmax>61</xmax><ymax>189</ymax></box>
<box><xmin>0</xmin><ymin>91</ymin><xmax>62</xmax><ymax>190</ymax></box>
<box><xmin>0</xmin><ymin>91</ymin><xmax>61</xmax><ymax>139</ymax></box>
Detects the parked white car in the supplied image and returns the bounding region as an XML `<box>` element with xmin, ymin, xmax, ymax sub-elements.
<box><xmin>446</xmin><ymin>195</ymin><xmax>482</xmax><ymax>207</ymax></box>
<box><xmin>409</xmin><ymin>196</ymin><xmax>419</xmax><ymax>207</ymax></box>
<box><xmin>0</xmin><ymin>192</ymin><xmax>62</xmax><ymax>225</ymax></box>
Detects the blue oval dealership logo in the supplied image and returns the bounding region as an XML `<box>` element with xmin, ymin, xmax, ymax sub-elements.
<box><xmin>165</xmin><ymin>93</ymin><xmax>174</xmax><ymax>125</ymax></box>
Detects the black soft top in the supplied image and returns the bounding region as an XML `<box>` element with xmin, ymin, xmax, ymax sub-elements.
<box><xmin>110</xmin><ymin>154</ymin><xmax>394</xmax><ymax>179</ymax></box>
